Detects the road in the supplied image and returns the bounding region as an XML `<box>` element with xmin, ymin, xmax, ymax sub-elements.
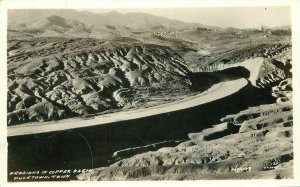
<box><xmin>7</xmin><ymin>78</ymin><xmax>248</xmax><ymax>137</ymax></box>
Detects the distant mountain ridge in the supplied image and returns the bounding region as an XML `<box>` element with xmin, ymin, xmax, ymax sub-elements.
<box><xmin>8</xmin><ymin>9</ymin><xmax>203</xmax><ymax>29</ymax></box>
<box><xmin>30</xmin><ymin>15</ymin><xmax>86</xmax><ymax>29</ymax></box>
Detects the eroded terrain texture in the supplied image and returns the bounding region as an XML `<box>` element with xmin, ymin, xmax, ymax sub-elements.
<box><xmin>8</xmin><ymin>39</ymin><xmax>194</xmax><ymax>125</ymax></box>
<box><xmin>7</xmin><ymin>10</ymin><xmax>292</xmax><ymax>126</ymax></box>
<box><xmin>78</xmin><ymin>78</ymin><xmax>293</xmax><ymax>180</ymax></box>
<box><xmin>7</xmin><ymin>9</ymin><xmax>293</xmax><ymax>180</ymax></box>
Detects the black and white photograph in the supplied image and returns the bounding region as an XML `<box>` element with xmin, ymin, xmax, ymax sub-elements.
<box><xmin>1</xmin><ymin>0</ymin><xmax>299</xmax><ymax>185</ymax></box>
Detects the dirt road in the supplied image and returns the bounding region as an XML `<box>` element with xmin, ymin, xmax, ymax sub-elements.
<box><xmin>7</xmin><ymin>78</ymin><xmax>248</xmax><ymax>137</ymax></box>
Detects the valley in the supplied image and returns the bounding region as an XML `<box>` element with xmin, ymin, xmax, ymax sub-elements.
<box><xmin>6</xmin><ymin>9</ymin><xmax>293</xmax><ymax>181</ymax></box>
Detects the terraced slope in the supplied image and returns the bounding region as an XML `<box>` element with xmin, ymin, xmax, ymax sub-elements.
<box><xmin>78</xmin><ymin>79</ymin><xmax>293</xmax><ymax>180</ymax></box>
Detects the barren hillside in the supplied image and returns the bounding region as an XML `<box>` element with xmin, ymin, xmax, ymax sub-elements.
<box><xmin>7</xmin><ymin>9</ymin><xmax>293</xmax><ymax>181</ymax></box>
<box><xmin>78</xmin><ymin>78</ymin><xmax>293</xmax><ymax>180</ymax></box>
<box><xmin>8</xmin><ymin>38</ymin><xmax>200</xmax><ymax>125</ymax></box>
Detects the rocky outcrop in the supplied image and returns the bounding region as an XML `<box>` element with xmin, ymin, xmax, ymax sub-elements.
<box><xmin>272</xmin><ymin>78</ymin><xmax>292</xmax><ymax>103</ymax></box>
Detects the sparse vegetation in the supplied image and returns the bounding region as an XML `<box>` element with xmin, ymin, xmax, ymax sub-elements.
<box><xmin>7</xmin><ymin>9</ymin><xmax>293</xmax><ymax>181</ymax></box>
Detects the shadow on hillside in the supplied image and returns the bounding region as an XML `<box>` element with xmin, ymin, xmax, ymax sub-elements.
<box><xmin>8</xmin><ymin>66</ymin><xmax>274</xmax><ymax>181</ymax></box>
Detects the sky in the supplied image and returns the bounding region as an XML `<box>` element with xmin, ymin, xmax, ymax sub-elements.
<box><xmin>79</xmin><ymin>7</ymin><xmax>291</xmax><ymax>29</ymax></box>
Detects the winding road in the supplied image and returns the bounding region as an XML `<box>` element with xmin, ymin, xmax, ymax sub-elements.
<box><xmin>7</xmin><ymin>78</ymin><xmax>248</xmax><ymax>137</ymax></box>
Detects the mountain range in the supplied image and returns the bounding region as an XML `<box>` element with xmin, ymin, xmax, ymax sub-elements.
<box><xmin>8</xmin><ymin>9</ymin><xmax>203</xmax><ymax>30</ymax></box>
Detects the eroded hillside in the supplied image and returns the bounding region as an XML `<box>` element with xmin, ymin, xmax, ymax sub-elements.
<box><xmin>8</xmin><ymin>38</ymin><xmax>202</xmax><ymax>125</ymax></box>
<box><xmin>7</xmin><ymin>28</ymin><xmax>292</xmax><ymax>126</ymax></box>
<box><xmin>78</xmin><ymin>78</ymin><xmax>293</xmax><ymax>180</ymax></box>
<box><xmin>7</xmin><ymin>9</ymin><xmax>294</xmax><ymax>182</ymax></box>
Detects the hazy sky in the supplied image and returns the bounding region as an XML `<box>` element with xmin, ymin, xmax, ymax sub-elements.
<box><xmin>80</xmin><ymin>7</ymin><xmax>290</xmax><ymax>28</ymax></box>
